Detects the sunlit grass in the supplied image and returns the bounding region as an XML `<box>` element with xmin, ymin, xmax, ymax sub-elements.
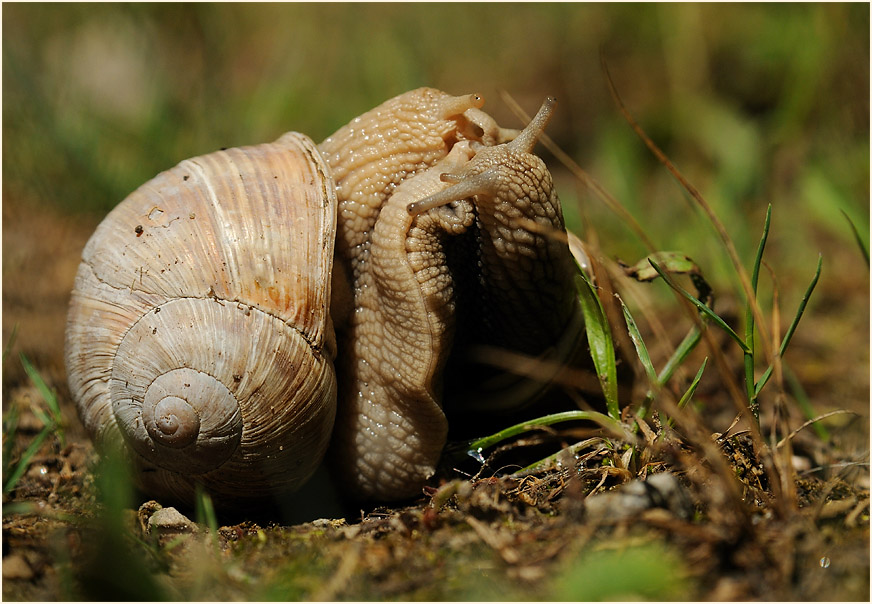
<box><xmin>2</xmin><ymin>336</ymin><xmax>66</xmax><ymax>495</ymax></box>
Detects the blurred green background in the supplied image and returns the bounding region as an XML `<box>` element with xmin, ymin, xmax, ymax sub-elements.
<box><xmin>3</xmin><ymin>3</ymin><xmax>869</xmax><ymax>290</ymax></box>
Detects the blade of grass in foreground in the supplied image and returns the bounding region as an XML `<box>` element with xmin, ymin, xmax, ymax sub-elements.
<box><xmin>575</xmin><ymin>273</ymin><xmax>619</xmax><ymax>418</ymax></box>
<box><xmin>619</xmin><ymin>297</ymin><xmax>658</xmax><ymax>424</ymax></box>
<box><xmin>656</xmin><ymin>326</ymin><xmax>703</xmax><ymax>386</ymax></box>
<box><xmin>2</xmin><ymin>405</ymin><xmax>21</xmax><ymax>479</ymax></box>
<box><xmin>649</xmin><ymin>260</ymin><xmax>750</xmax><ymax>354</ymax></box>
<box><xmin>20</xmin><ymin>353</ymin><xmax>65</xmax><ymax>445</ymax></box>
<box><xmin>3</xmin><ymin>425</ymin><xmax>51</xmax><ymax>494</ymax></box>
<box><xmin>3</xmin><ymin>323</ymin><xmax>19</xmax><ymax>365</ymax></box>
<box><xmin>619</xmin><ymin>297</ymin><xmax>657</xmax><ymax>385</ymax></box>
<box><xmin>754</xmin><ymin>255</ymin><xmax>823</xmax><ymax>395</ymax></box>
<box><xmin>4</xmin><ymin>354</ymin><xmax>67</xmax><ymax>493</ymax></box>
<box><xmin>745</xmin><ymin>205</ymin><xmax>772</xmax><ymax>418</ymax></box>
<box><xmin>466</xmin><ymin>410</ymin><xmax>625</xmax><ymax>462</ymax></box>
<box><xmin>678</xmin><ymin>358</ymin><xmax>708</xmax><ymax>409</ymax></box>
<box><xmin>663</xmin><ymin>358</ymin><xmax>707</xmax><ymax>428</ymax></box>
<box><xmin>195</xmin><ymin>485</ymin><xmax>219</xmax><ymax>533</ymax></box>
<box><xmin>841</xmin><ymin>209</ymin><xmax>869</xmax><ymax>267</ymax></box>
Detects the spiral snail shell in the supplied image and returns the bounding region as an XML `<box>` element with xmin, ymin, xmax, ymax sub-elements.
<box><xmin>65</xmin><ymin>87</ymin><xmax>583</xmax><ymax>506</ymax></box>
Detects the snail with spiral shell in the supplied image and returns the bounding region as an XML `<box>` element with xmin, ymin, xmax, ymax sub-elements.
<box><xmin>65</xmin><ymin>88</ymin><xmax>585</xmax><ymax>507</ymax></box>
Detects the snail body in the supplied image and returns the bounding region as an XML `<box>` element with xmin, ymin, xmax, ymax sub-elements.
<box><xmin>65</xmin><ymin>88</ymin><xmax>583</xmax><ymax>506</ymax></box>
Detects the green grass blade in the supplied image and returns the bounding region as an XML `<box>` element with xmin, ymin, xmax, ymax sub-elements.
<box><xmin>841</xmin><ymin>209</ymin><xmax>869</xmax><ymax>267</ymax></box>
<box><xmin>619</xmin><ymin>297</ymin><xmax>658</xmax><ymax>424</ymax></box>
<box><xmin>575</xmin><ymin>273</ymin><xmax>620</xmax><ymax>418</ymax></box>
<box><xmin>619</xmin><ymin>296</ymin><xmax>657</xmax><ymax>384</ymax></box>
<box><xmin>649</xmin><ymin>260</ymin><xmax>750</xmax><ymax>354</ymax></box>
<box><xmin>466</xmin><ymin>410</ymin><xmax>625</xmax><ymax>459</ymax></box>
<box><xmin>30</xmin><ymin>406</ymin><xmax>53</xmax><ymax>429</ymax></box>
<box><xmin>656</xmin><ymin>326</ymin><xmax>703</xmax><ymax>385</ymax></box>
<box><xmin>2</xmin><ymin>405</ymin><xmax>22</xmax><ymax>479</ymax></box>
<box><xmin>517</xmin><ymin>438</ymin><xmax>607</xmax><ymax>474</ymax></box>
<box><xmin>20</xmin><ymin>353</ymin><xmax>63</xmax><ymax>421</ymax></box>
<box><xmin>664</xmin><ymin>358</ymin><xmax>708</xmax><ymax>428</ymax></box>
<box><xmin>3</xmin><ymin>425</ymin><xmax>51</xmax><ymax>494</ymax></box>
<box><xmin>678</xmin><ymin>358</ymin><xmax>708</xmax><ymax>409</ymax></box>
<box><xmin>750</xmin><ymin>205</ymin><xmax>772</xmax><ymax>294</ymax></box>
<box><xmin>19</xmin><ymin>353</ymin><xmax>64</xmax><ymax>445</ymax></box>
<box><xmin>635</xmin><ymin>325</ymin><xmax>703</xmax><ymax>424</ymax></box>
<box><xmin>3</xmin><ymin>323</ymin><xmax>19</xmax><ymax>365</ymax></box>
<box><xmin>195</xmin><ymin>485</ymin><xmax>219</xmax><ymax>533</ymax></box>
<box><xmin>755</xmin><ymin>255</ymin><xmax>823</xmax><ymax>395</ymax></box>
<box><xmin>745</xmin><ymin>205</ymin><xmax>771</xmax><ymax>415</ymax></box>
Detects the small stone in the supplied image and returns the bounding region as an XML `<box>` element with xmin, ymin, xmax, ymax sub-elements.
<box><xmin>147</xmin><ymin>506</ymin><xmax>194</xmax><ymax>534</ymax></box>
<box><xmin>636</xmin><ymin>472</ymin><xmax>694</xmax><ymax>519</ymax></box>
<box><xmin>310</xmin><ymin>518</ymin><xmax>333</xmax><ymax>529</ymax></box>
<box><xmin>585</xmin><ymin>487</ymin><xmax>648</xmax><ymax>521</ymax></box>
<box><xmin>311</xmin><ymin>518</ymin><xmax>347</xmax><ymax>530</ymax></box>
<box><xmin>584</xmin><ymin>473</ymin><xmax>694</xmax><ymax>521</ymax></box>
<box><xmin>2</xmin><ymin>554</ymin><xmax>34</xmax><ymax>580</ymax></box>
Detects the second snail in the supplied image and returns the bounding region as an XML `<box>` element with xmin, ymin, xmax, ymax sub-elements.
<box><xmin>65</xmin><ymin>87</ymin><xmax>588</xmax><ymax>508</ymax></box>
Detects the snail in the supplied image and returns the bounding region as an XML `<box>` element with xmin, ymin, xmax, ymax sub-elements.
<box><xmin>65</xmin><ymin>87</ymin><xmax>585</xmax><ymax>507</ymax></box>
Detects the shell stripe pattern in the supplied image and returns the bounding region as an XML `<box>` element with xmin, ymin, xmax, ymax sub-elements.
<box><xmin>64</xmin><ymin>132</ymin><xmax>337</xmax><ymax>499</ymax></box>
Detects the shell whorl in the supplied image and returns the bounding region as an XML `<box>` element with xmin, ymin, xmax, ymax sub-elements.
<box><xmin>110</xmin><ymin>299</ymin><xmax>245</xmax><ymax>475</ymax></box>
<box><xmin>65</xmin><ymin>131</ymin><xmax>338</xmax><ymax>503</ymax></box>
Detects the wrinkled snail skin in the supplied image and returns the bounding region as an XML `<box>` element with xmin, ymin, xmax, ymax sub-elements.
<box><xmin>315</xmin><ymin>88</ymin><xmax>518</xmax><ymax>500</ymax></box>
<box><xmin>329</xmin><ymin>143</ymin><xmax>478</xmax><ymax>500</ymax></box>
<box><xmin>410</xmin><ymin>98</ymin><xmax>585</xmax><ymax>416</ymax></box>
<box><xmin>317</xmin><ymin>87</ymin><xmax>513</xmax><ymax>288</ymax></box>
<box><xmin>326</xmin><ymin>98</ymin><xmax>582</xmax><ymax>500</ymax></box>
<box><xmin>65</xmin><ymin>87</ymin><xmax>580</xmax><ymax>507</ymax></box>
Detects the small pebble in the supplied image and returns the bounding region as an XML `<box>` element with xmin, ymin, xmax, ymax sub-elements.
<box><xmin>310</xmin><ymin>518</ymin><xmax>347</xmax><ymax>530</ymax></box>
<box><xmin>147</xmin><ymin>506</ymin><xmax>195</xmax><ymax>534</ymax></box>
<box><xmin>585</xmin><ymin>473</ymin><xmax>694</xmax><ymax>521</ymax></box>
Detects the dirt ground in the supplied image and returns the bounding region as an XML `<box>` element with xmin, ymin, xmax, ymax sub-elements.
<box><xmin>2</xmin><ymin>197</ymin><xmax>869</xmax><ymax>601</ymax></box>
